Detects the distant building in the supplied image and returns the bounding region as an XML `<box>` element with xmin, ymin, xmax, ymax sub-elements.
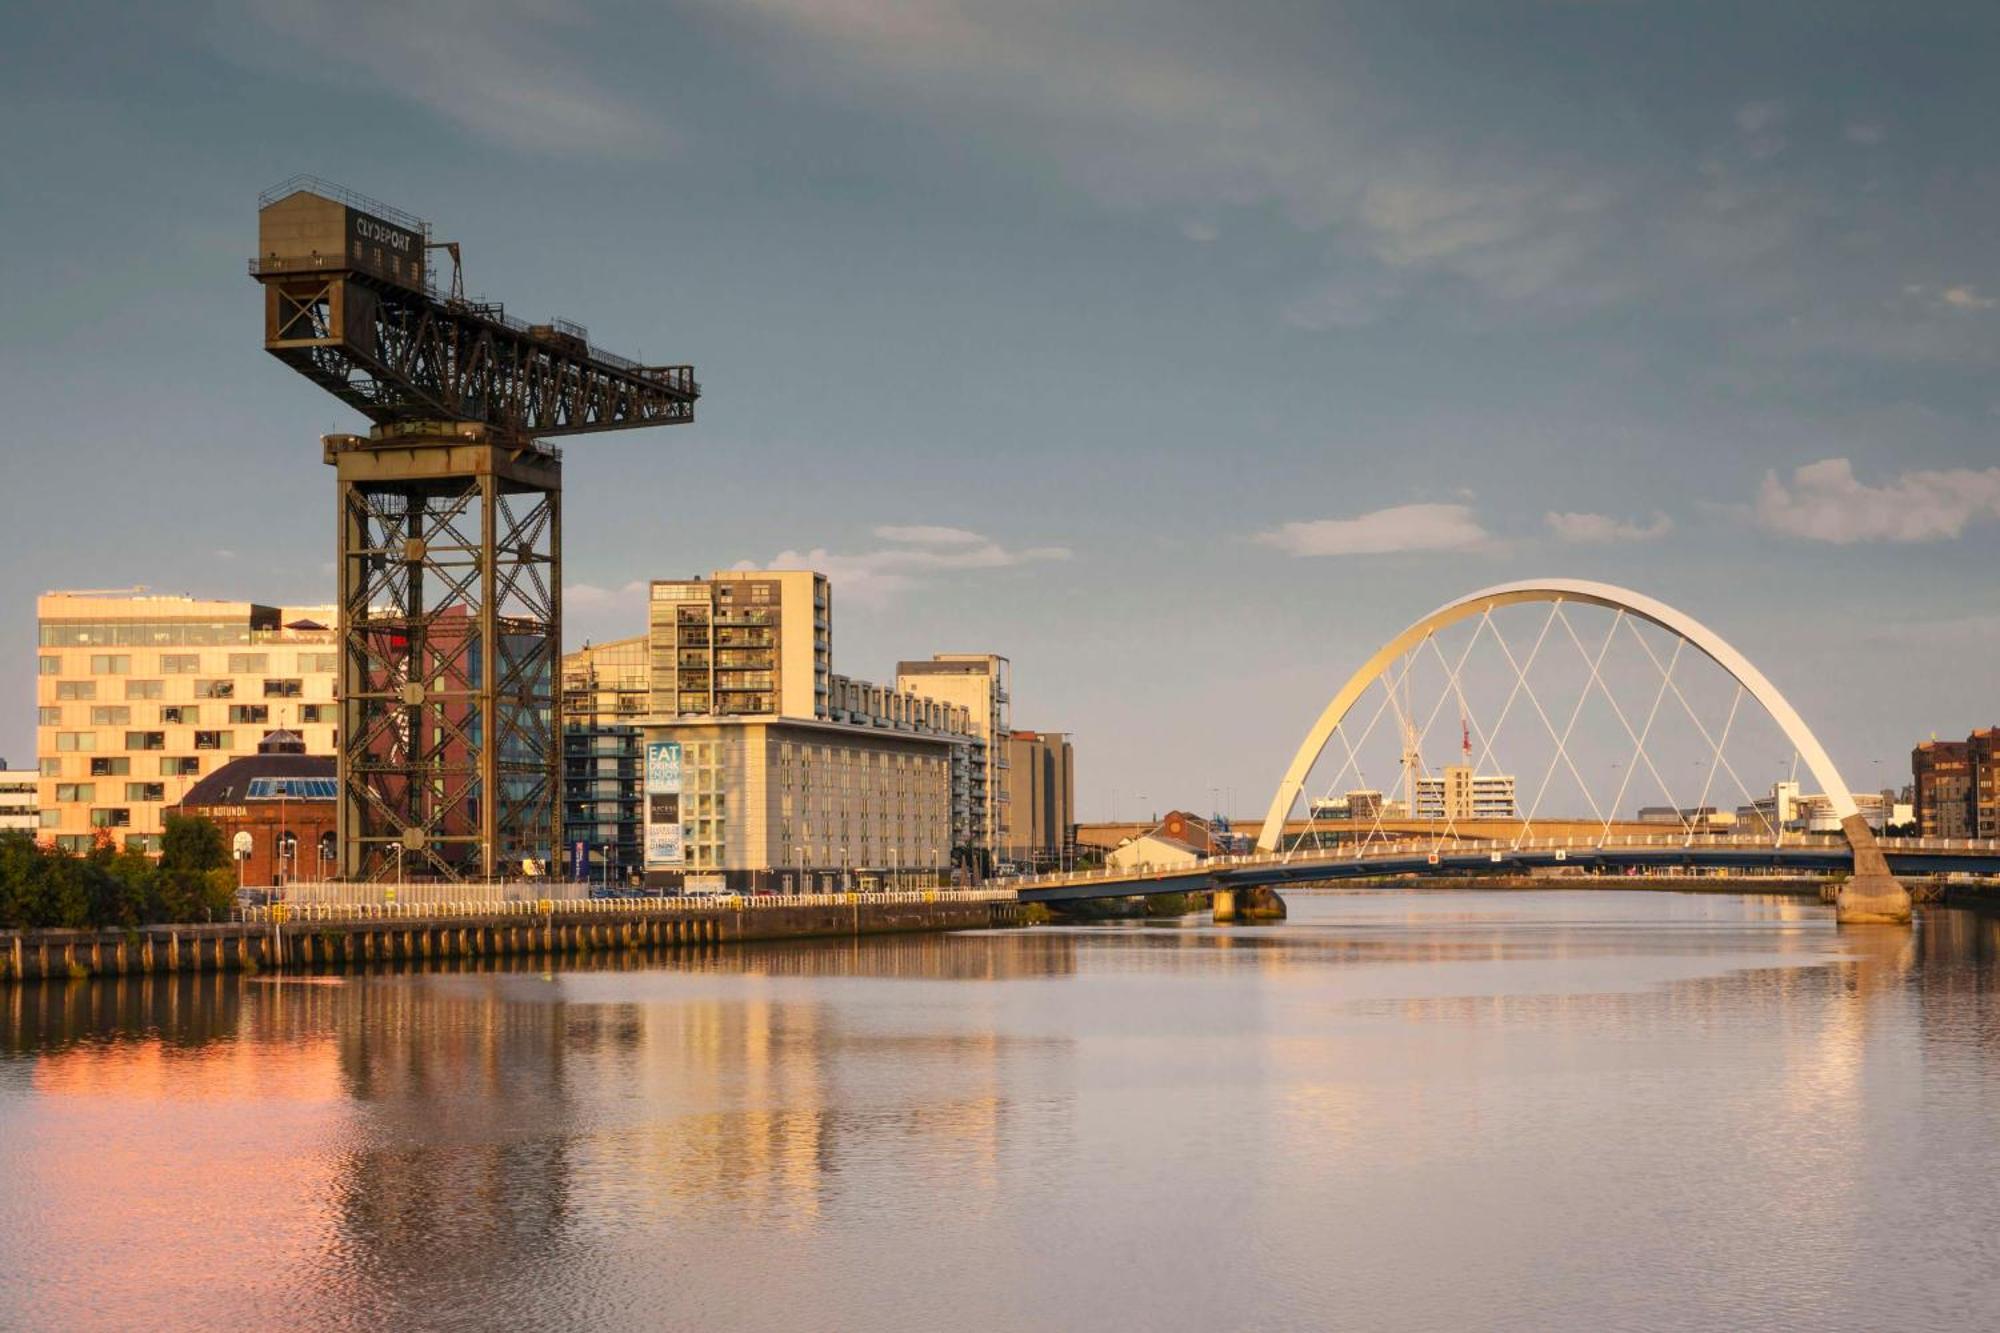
<box><xmin>1973</xmin><ymin>729</ymin><xmax>2000</xmax><ymax>840</ymax></box>
<box><xmin>1002</xmin><ymin>730</ymin><xmax>1074</xmax><ymax>869</ymax></box>
<box><xmin>0</xmin><ymin>761</ymin><xmax>37</xmax><ymax>834</ymax></box>
<box><xmin>174</xmin><ymin>731</ymin><xmax>336</xmax><ymax>886</ymax></box>
<box><xmin>561</xmin><ymin>635</ymin><xmax>649</xmax><ymax>885</ymax></box>
<box><xmin>36</xmin><ymin>591</ymin><xmax>338</xmax><ymax>854</ymax></box>
<box><xmin>896</xmin><ymin>654</ymin><xmax>1010</xmax><ymax>859</ymax></box>
<box><xmin>1311</xmin><ymin>789</ymin><xmax>1386</xmax><ymax>822</ymax></box>
<box><xmin>1913</xmin><ymin>737</ymin><xmax>1974</xmax><ymax>838</ymax></box>
<box><xmin>1637</xmin><ymin>805</ymin><xmax>1736</xmax><ymax>829</ymax></box>
<box><xmin>1107</xmin><ymin>831</ymin><xmax>1205</xmax><ymax>873</ymax></box>
<box><xmin>1414</xmin><ymin>766</ymin><xmax>1517</xmax><ymax>820</ymax></box>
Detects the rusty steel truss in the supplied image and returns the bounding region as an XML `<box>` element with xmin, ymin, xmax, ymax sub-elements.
<box><xmin>254</xmin><ymin>181</ymin><xmax>696</xmax><ymax>880</ymax></box>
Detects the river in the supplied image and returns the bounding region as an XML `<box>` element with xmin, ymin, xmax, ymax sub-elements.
<box><xmin>4</xmin><ymin>890</ymin><xmax>2000</xmax><ymax>1331</ymax></box>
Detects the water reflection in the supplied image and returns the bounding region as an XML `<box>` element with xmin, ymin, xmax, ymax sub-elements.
<box><xmin>6</xmin><ymin>896</ymin><xmax>2000</xmax><ymax>1330</ymax></box>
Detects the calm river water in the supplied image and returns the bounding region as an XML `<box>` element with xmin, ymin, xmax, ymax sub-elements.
<box><xmin>5</xmin><ymin>890</ymin><xmax>2000</xmax><ymax>1331</ymax></box>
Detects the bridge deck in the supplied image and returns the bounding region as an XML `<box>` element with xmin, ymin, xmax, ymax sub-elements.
<box><xmin>1011</xmin><ymin>835</ymin><xmax>2000</xmax><ymax>903</ymax></box>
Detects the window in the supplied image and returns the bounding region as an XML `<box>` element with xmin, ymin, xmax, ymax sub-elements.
<box><xmin>54</xmin><ymin>835</ymin><xmax>92</xmax><ymax>854</ymax></box>
<box><xmin>90</xmin><ymin>654</ymin><xmax>132</xmax><ymax>675</ymax></box>
<box><xmin>124</xmin><ymin>834</ymin><xmax>162</xmax><ymax>855</ymax></box>
<box><xmin>300</xmin><ymin>703</ymin><xmax>329</xmax><ymax>724</ymax></box>
<box><xmin>125</xmin><ymin>782</ymin><xmax>166</xmax><ymax>803</ymax></box>
<box><xmin>125</xmin><ymin>679</ymin><xmax>163</xmax><ymax>700</ymax></box>
<box><xmin>161</xmin><ymin>757</ymin><xmax>201</xmax><ymax>777</ymax></box>
<box><xmin>55</xmin><ymin>732</ymin><xmax>96</xmax><ymax>752</ymax></box>
<box><xmin>263</xmin><ymin>678</ymin><xmax>304</xmax><ymax>698</ymax></box>
<box><xmin>55</xmin><ymin>783</ymin><xmax>94</xmax><ymax>803</ymax></box>
<box><xmin>194</xmin><ymin>680</ymin><xmax>235</xmax><ymax>699</ymax></box>
<box><xmin>193</xmin><ymin>731</ymin><xmax>233</xmax><ymax>751</ymax></box>
<box><xmin>301</xmin><ymin>652</ymin><xmax>339</xmax><ymax>674</ymax></box>
<box><xmin>37</xmin><ymin>707</ymin><xmax>60</xmax><ymax>726</ymax></box>
<box><xmin>227</xmin><ymin>653</ymin><xmax>268</xmax><ymax>673</ymax></box>
<box><xmin>56</xmin><ymin>680</ymin><xmax>95</xmax><ymax>700</ymax></box>
<box><xmin>38</xmin><ymin>758</ymin><xmax>61</xmax><ymax>777</ymax></box>
<box><xmin>161</xmin><ymin>704</ymin><xmax>199</xmax><ymax>725</ymax></box>
<box><xmin>125</xmin><ymin>731</ymin><xmax>166</xmax><ymax>751</ymax></box>
<box><xmin>161</xmin><ymin>654</ymin><xmax>200</xmax><ymax>674</ymax></box>
<box><xmin>228</xmin><ymin>704</ymin><xmax>269</xmax><ymax>724</ymax></box>
<box><xmin>38</xmin><ymin>656</ymin><xmax>60</xmax><ymax>676</ymax></box>
<box><xmin>90</xmin><ymin>757</ymin><xmax>131</xmax><ymax>777</ymax></box>
<box><xmin>90</xmin><ymin>706</ymin><xmax>131</xmax><ymax>726</ymax></box>
<box><xmin>40</xmin><ymin>810</ymin><xmax>62</xmax><ymax>829</ymax></box>
<box><xmin>89</xmin><ymin>808</ymin><xmax>132</xmax><ymax>829</ymax></box>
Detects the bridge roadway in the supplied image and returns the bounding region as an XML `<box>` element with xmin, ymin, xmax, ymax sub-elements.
<box><xmin>1007</xmin><ymin>834</ymin><xmax>2000</xmax><ymax>905</ymax></box>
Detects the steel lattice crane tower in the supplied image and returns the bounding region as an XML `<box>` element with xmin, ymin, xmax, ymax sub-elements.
<box><xmin>251</xmin><ymin>177</ymin><xmax>698</xmax><ymax>881</ymax></box>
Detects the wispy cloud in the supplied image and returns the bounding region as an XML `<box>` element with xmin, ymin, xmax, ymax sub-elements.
<box><xmin>1941</xmin><ymin>285</ymin><xmax>1997</xmax><ymax>311</ymax></box>
<box><xmin>1253</xmin><ymin>503</ymin><xmax>1489</xmax><ymax>557</ymax></box>
<box><xmin>215</xmin><ymin>0</ymin><xmax>673</xmax><ymax>158</ymax></box>
<box><xmin>1544</xmin><ymin>511</ymin><xmax>1673</xmax><ymax>544</ymax></box>
<box><xmin>1734</xmin><ymin>100</ymin><xmax>1788</xmax><ymax>159</ymax></box>
<box><xmin>1844</xmin><ymin>121</ymin><xmax>1887</xmax><ymax>146</ymax></box>
<box><xmin>736</xmin><ymin>527</ymin><xmax>1070</xmax><ymax>607</ymax></box>
<box><xmin>1756</xmin><ymin>458</ymin><xmax>2000</xmax><ymax>543</ymax></box>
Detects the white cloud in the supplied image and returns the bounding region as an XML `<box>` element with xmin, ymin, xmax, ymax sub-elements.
<box><xmin>565</xmin><ymin>579</ymin><xmax>648</xmax><ymax>609</ymax></box>
<box><xmin>216</xmin><ymin>0</ymin><xmax>672</xmax><ymax>158</ymax></box>
<box><xmin>1756</xmin><ymin>458</ymin><xmax>2000</xmax><ymax>543</ymax></box>
<box><xmin>1942</xmin><ymin>285</ymin><xmax>1997</xmax><ymax>311</ymax></box>
<box><xmin>871</xmin><ymin>524</ymin><xmax>984</xmax><ymax>546</ymax></box>
<box><xmin>736</xmin><ymin>528</ymin><xmax>1070</xmax><ymax>608</ymax></box>
<box><xmin>1544</xmin><ymin>511</ymin><xmax>1673</xmax><ymax>544</ymax></box>
<box><xmin>1844</xmin><ymin>121</ymin><xmax>1887</xmax><ymax>146</ymax></box>
<box><xmin>1253</xmin><ymin>503</ymin><xmax>1488</xmax><ymax>557</ymax></box>
<box><xmin>1735</xmin><ymin>100</ymin><xmax>1788</xmax><ymax>158</ymax></box>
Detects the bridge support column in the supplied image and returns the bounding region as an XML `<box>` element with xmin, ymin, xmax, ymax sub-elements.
<box><xmin>1836</xmin><ymin>815</ymin><xmax>1912</xmax><ymax>926</ymax></box>
<box><xmin>1212</xmin><ymin>885</ymin><xmax>1287</xmax><ymax>923</ymax></box>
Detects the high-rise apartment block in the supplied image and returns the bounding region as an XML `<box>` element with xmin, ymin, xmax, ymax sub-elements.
<box><xmin>1913</xmin><ymin>736</ymin><xmax>1975</xmax><ymax>838</ymax></box>
<box><xmin>0</xmin><ymin>761</ymin><xmax>37</xmax><ymax>835</ymax></box>
<box><xmin>36</xmin><ymin>593</ymin><xmax>338</xmax><ymax>853</ymax></box>
<box><xmin>562</xmin><ymin>573</ymin><xmax>981</xmax><ymax>891</ymax></box>
<box><xmin>896</xmin><ymin>655</ymin><xmax>1010</xmax><ymax>863</ymax></box>
<box><xmin>1002</xmin><ymin>730</ymin><xmax>1073</xmax><ymax>868</ymax></box>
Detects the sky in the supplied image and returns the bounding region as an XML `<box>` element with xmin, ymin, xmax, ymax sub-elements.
<box><xmin>1</xmin><ymin>0</ymin><xmax>1996</xmax><ymax>821</ymax></box>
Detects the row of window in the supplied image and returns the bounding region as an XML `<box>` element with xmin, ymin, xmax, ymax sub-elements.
<box><xmin>50</xmin><ymin>783</ymin><xmax>169</xmax><ymax>804</ymax></box>
<box><xmin>38</xmin><ymin>703</ymin><xmax>331</xmax><ymax>727</ymax></box>
<box><xmin>46</xmin><ymin>676</ymin><xmax>318</xmax><ymax>700</ymax></box>
<box><xmin>38</xmin><ymin>756</ymin><xmax>204</xmax><ymax>778</ymax></box>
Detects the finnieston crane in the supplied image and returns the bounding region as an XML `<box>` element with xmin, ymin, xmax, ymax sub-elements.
<box><xmin>250</xmin><ymin>177</ymin><xmax>698</xmax><ymax>881</ymax></box>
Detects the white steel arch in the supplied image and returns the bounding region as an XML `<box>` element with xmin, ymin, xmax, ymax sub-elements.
<box><xmin>1255</xmin><ymin>579</ymin><xmax>1860</xmax><ymax>854</ymax></box>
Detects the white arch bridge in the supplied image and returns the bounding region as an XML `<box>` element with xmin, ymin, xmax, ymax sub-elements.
<box><xmin>1014</xmin><ymin>580</ymin><xmax>2000</xmax><ymax>924</ymax></box>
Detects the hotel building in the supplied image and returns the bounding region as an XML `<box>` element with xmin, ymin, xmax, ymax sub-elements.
<box><xmin>36</xmin><ymin>592</ymin><xmax>338</xmax><ymax>853</ymax></box>
<box><xmin>895</xmin><ymin>654</ymin><xmax>1010</xmax><ymax>863</ymax></box>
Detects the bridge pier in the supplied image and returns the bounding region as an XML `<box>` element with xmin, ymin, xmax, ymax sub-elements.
<box><xmin>1213</xmin><ymin>885</ymin><xmax>1287</xmax><ymax>923</ymax></box>
<box><xmin>1835</xmin><ymin>815</ymin><xmax>1913</xmax><ymax>926</ymax></box>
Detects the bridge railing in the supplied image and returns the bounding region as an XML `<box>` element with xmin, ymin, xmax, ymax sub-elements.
<box><xmin>1004</xmin><ymin>832</ymin><xmax>2000</xmax><ymax>890</ymax></box>
<box><xmin>237</xmin><ymin>889</ymin><xmax>1017</xmax><ymax>925</ymax></box>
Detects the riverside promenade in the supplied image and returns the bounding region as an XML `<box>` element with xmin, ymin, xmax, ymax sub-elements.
<box><xmin>0</xmin><ymin>890</ymin><xmax>1021</xmax><ymax>983</ymax></box>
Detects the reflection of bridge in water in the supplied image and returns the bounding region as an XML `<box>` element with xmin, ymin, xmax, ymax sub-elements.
<box><xmin>1014</xmin><ymin>580</ymin><xmax>2000</xmax><ymax>925</ymax></box>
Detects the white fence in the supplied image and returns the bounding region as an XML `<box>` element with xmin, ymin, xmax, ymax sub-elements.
<box><xmin>238</xmin><ymin>888</ymin><xmax>1015</xmax><ymax>925</ymax></box>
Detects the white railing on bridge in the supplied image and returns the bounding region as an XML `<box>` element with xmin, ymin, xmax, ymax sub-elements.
<box><xmin>237</xmin><ymin>889</ymin><xmax>1016</xmax><ymax>926</ymax></box>
<box><xmin>1000</xmin><ymin>833</ymin><xmax>2000</xmax><ymax>891</ymax></box>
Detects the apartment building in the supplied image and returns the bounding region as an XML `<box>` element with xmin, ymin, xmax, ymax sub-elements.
<box><xmin>608</xmin><ymin>573</ymin><xmax>980</xmax><ymax>890</ymax></box>
<box><xmin>895</xmin><ymin>654</ymin><xmax>1010</xmax><ymax>862</ymax></box>
<box><xmin>0</xmin><ymin>761</ymin><xmax>37</xmax><ymax>834</ymax></box>
<box><xmin>1002</xmin><ymin>730</ymin><xmax>1073</xmax><ymax>868</ymax></box>
<box><xmin>560</xmin><ymin>635</ymin><xmax>649</xmax><ymax>884</ymax></box>
<box><xmin>1913</xmin><ymin>738</ymin><xmax>1973</xmax><ymax>838</ymax></box>
<box><xmin>1413</xmin><ymin>767</ymin><xmax>1518</xmax><ymax>821</ymax></box>
<box><xmin>36</xmin><ymin>592</ymin><xmax>338</xmax><ymax>853</ymax></box>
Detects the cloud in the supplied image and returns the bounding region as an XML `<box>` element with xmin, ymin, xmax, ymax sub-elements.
<box><xmin>1844</xmin><ymin>121</ymin><xmax>1887</xmax><ymax>146</ymax></box>
<box><xmin>871</xmin><ymin>524</ymin><xmax>985</xmax><ymax>546</ymax></box>
<box><xmin>1941</xmin><ymin>285</ymin><xmax>1997</xmax><ymax>311</ymax></box>
<box><xmin>1253</xmin><ymin>503</ymin><xmax>1489</xmax><ymax>557</ymax></box>
<box><xmin>1544</xmin><ymin>511</ymin><xmax>1673</xmax><ymax>544</ymax></box>
<box><xmin>736</xmin><ymin>528</ymin><xmax>1070</xmax><ymax>608</ymax></box>
<box><xmin>1735</xmin><ymin>100</ymin><xmax>1788</xmax><ymax>158</ymax></box>
<box><xmin>565</xmin><ymin>579</ymin><xmax>648</xmax><ymax>609</ymax></box>
<box><xmin>215</xmin><ymin>0</ymin><xmax>672</xmax><ymax>158</ymax></box>
<box><xmin>1756</xmin><ymin>458</ymin><xmax>2000</xmax><ymax>543</ymax></box>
